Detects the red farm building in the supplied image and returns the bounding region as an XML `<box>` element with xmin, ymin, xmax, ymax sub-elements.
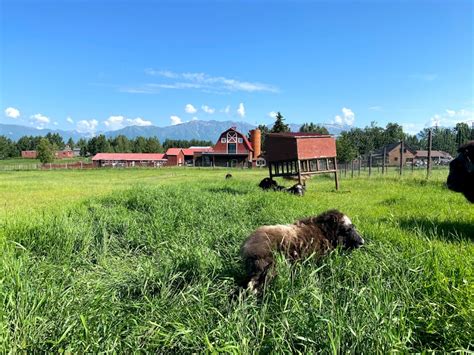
<box><xmin>21</xmin><ymin>150</ymin><xmax>38</xmax><ymax>158</ymax></box>
<box><xmin>21</xmin><ymin>149</ymin><xmax>74</xmax><ymax>159</ymax></box>
<box><xmin>165</xmin><ymin>148</ymin><xmax>185</xmax><ymax>166</ymax></box>
<box><xmin>264</xmin><ymin>133</ymin><xmax>339</xmax><ymax>188</ymax></box>
<box><xmin>92</xmin><ymin>153</ymin><xmax>167</xmax><ymax>167</ymax></box>
<box><xmin>201</xmin><ymin>127</ymin><xmax>255</xmax><ymax>167</ymax></box>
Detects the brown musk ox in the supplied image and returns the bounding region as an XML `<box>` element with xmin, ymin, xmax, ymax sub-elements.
<box><xmin>240</xmin><ymin>209</ymin><xmax>364</xmax><ymax>293</ymax></box>
<box><xmin>447</xmin><ymin>141</ymin><xmax>474</xmax><ymax>203</ymax></box>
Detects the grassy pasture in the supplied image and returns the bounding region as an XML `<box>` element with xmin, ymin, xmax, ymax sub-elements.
<box><xmin>0</xmin><ymin>168</ymin><xmax>473</xmax><ymax>352</ymax></box>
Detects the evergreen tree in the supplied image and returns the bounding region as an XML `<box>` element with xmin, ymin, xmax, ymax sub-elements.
<box><xmin>299</xmin><ymin>123</ymin><xmax>329</xmax><ymax>134</ymax></box>
<box><xmin>454</xmin><ymin>122</ymin><xmax>470</xmax><ymax>147</ymax></box>
<box><xmin>133</xmin><ymin>137</ymin><xmax>147</xmax><ymax>153</ymax></box>
<box><xmin>144</xmin><ymin>137</ymin><xmax>163</xmax><ymax>153</ymax></box>
<box><xmin>66</xmin><ymin>137</ymin><xmax>75</xmax><ymax>149</ymax></box>
<box><xmin>45</xmin><ymin>132</ymin><xmax>65</xmax><ymax>149</ymax></box>
<box><xmin>271</xmin><ymin>112</ymin><xmax>290</xmax><ymax>133</ymax></box>
<box><xmin>0</xmin><ymin>136</ymin><xmax>17</xmax><ymax>159</ymax></box>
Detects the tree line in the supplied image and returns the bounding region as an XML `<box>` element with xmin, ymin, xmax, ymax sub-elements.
<box><xmin>258</xmin><ymin>112</ymin><xmax>473</xmax><ymax>163</ymax></box>
<box><xmin>0</xmin><ymin>134</ymin><xmax>212</xmax><ymax>161</ymax></box>
<box><xmin>1</xmin><ymin>114</ymin><xmax>472</xmax><ymax>163</ymax></box>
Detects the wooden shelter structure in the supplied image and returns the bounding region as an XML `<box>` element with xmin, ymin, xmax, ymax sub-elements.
<box><xmin>265</xmin><ymin>133</ymin><xmax>339</xmax><ymax>189</ymax></box>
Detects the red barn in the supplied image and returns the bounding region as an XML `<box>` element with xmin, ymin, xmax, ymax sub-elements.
<box><xmin>21</xmin><ymin>150</ymin><xmax>38</xmax><ymax>158</ymax></box>
<box><xmin>165</xmin><ymin>148</ymin><xmax>185</xmax><ymax>166</ymax></box>
<box><xmin>55</xmin><ymin>150</ymin><xmax>74</xmax><ymax>159</ymax></box>
<box><xmin>202</xmin><ymin>127</ymin><xmax>254</xmax><ymax>167</ymax></box>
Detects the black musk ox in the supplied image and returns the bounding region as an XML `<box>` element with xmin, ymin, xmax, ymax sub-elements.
<box><xmin>225</xmin><ymin>173</ymin><xmax>233</xmax><ymax>179</ymax></box>
<box><xmin>258</xmin><ymin>178</ymin><xmax>306</xmax><ymax>196</ymax></box>
<box><xmin>286</xmin><ymin>183</ymin><xmax>306</xmax><ymax>196</ymax></box>
<box><xmin>447</xmin><ymin>141</ymin><xmax>474</xmax><ymax>203</ymax></box>
<box><xmin>241</xmin><ymin>210</ymin><xmax>364</xmax><ymax>293</ymax></box>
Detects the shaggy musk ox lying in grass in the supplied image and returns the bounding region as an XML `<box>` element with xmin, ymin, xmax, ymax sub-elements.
<box><xmin>447</xmin><ymin>141</ymin><xmax>474</xmax><ymax>203</ymax></box>
<box><xmin>240</xmin><ymin>209</ymin><xmax>364</xmax><ymax>293</ymax></box>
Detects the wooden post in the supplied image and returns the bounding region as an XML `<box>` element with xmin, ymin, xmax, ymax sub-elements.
<box><xmin>358</xmin><ymin>156</ymin><xmax>361</xmax><ymax>176</ymax></box>
<box><xmin>297</xmin><ymin>160</ymin><xmax>303</xmax><ymax>185</ymax></box>
<box><xmin>351</xmin><ymin>160</ymin><xmax>354</xmax><ymax>178</ymax></box>
<box><xmin>334</xmin><ymin>157</ymin><xmax>339</xmax><ymax>190</ymax></box>
<box><xmin>368</xmin><ymin>153</ymin><xmax>372</xmax><ymax>177</ymax></box>
<box><xmin>399</xmin><ymin>140</ymin><xmax>404</xmax><ymax>176</ymax></box>
<box><xmin>382</xmin><ymin>147</ymin><xmax>386</xmax><ymax>174</ymax></box>
<box><xmin>427</xmin><ymin>129</ymin><xmax>432</xmax><ymax>178</ymax></box>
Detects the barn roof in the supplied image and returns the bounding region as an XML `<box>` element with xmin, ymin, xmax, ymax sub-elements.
<box><xmin>219</xmin><ymin>127</ymin><xmax>254</xmax><ymax>151</ymax></box>
<box><xmin>182</xmin><ymin>147</ymin><xmax>213</xmax><ymax>156</ymax></box>
<box><xmin>92</xmin><ymin>153</ymin><xmax>167</xmax><ymax>161</ymax></box>
<box><xmin>165</xmin><ymin>148</ymin><xmax>183</xmax><ymax>156</ymax></box>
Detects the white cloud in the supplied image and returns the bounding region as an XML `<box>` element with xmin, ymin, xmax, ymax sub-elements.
<box><xmin>185</xmin><ymin>104</ymin><xmax>197</xmax><ymax>114</ymax></box>
<box><xmin>237</xmin><ymin>103</ymin><xmax>246</xmax><ymax>118</ymax></box>
<box><xmin>53</xmin><ymin>121</ymin><xmax>58</xmax><ymax>126</ymax></box>
<box><xmin>201</xmin><ymin>105</ymin><xmax>215</xmax><ymax>114</ymax></box>
<box><xmin>401</xmin><ymin>122</ymin><xmax>425</xmax><ymax>135</ymax></box>
<box><xmin>142</xmin><ymin>69</ymin><xmax>279</xmax><ymax>93</ymax></box>
<box><xmin>76</xmin><ymin>119</ymin><xmax>98</xmax><ymax>136</ymax></box>
<box><xmin>66</xmin><ymin>116</ymin><xmax>74</xmax><ymax>124</ymax></box>
<box><xmin>104</xmin><ymin>115</ymin><xmax>125</xmax><ymax>130</ymax></box>
<box><xmin>5</xmin><ymin>107</ymin><xmax>20</xmax><ymax>119</ymax></box>
<box><xmin>30</xmin><ymin>113</ymin><xmax>50</xmax><ymax>128</ymax></box>
<box><xmin>268</xmin><ymin>111</ymin><xmax>277</xmax><ymax>119</ymax></box>
<box><xmin>126</xmin><ymin>117</ymin><xmax>152</xmax><ymax>126</ymax></box>
<box><xmin>170</xmin><ymin>115</ymin><xmax>182</xmax><ymax>125</ymax></box>
<box><xmin>191</xmin><ymin>117</ymin><xmax>198</xmax><ymax>121</ymax></box>
<box><xmin>333</xmin><ymin>107</ymin><xmax>355</xmax><ymax>126</ymax></box>
<box><xmin>446</xmin><ymin>109</ymin><xmax>456</xmax><ymax>117</ymax></box>
<box><xmin>104</xmin><ymin>115</ymin><xmax>153</xmax><ymax>130</ymax></box>
<box><xmin>426</xmin><ymin>108</ymin><xmax>474</xmax><ymax>128</ymax></box>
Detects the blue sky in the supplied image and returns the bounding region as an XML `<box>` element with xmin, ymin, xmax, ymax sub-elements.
<box><xmin>1</xmin><ymin>0</ymin><xmax>473</xmax><ymax>135</ymax></box>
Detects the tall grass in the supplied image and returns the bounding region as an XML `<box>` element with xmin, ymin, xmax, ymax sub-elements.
<box><xmin>0</xmin><ymin>168</ymin><xmax>473</xmax><ymax>352</ymax></box>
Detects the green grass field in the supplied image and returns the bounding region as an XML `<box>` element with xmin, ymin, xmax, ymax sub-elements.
<box><xmin>0</xmin><ymin>168</ymin><xmax>472</xmax><ymax>352</ymax></box>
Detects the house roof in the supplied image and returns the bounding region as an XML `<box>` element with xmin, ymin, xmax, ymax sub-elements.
<box><xmin>374</xmin><ymin>142</ymin><xmax>417</xmax><ymax>155</ymax></box>
<box><xmin>92</xmin><ymin>153</ymin><xmax>167</xmax><ymax>161</ymax></box>
<box><xmin>165</xmin><ymin>148</ymin><xmax>183</xmax><ymax>156</ymax></box>
<box><xmin>219</xmin><ymin>127</ymin><xmax>254</xmax><ymax>151</ymax></box>
<box><xmin>415</xmin><ymin>150</ymin><xmax>452</xmax><ymax>158</ymax></box>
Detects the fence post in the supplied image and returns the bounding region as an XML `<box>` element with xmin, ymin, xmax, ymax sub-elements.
<box><xmin>399</xmin><ymin>139</ymin><xmax>404</xmax><ymax>176</ymax></box>
<box><xmin>351</xmin><ymin>160</ymin><xmax>354</xmax><ymax>178</ymax></box>
<box><xmin>358</xmin><ymin>156</ymin><xmax>361</xmax><ymax>176</ymax></box>
<box><xmin>427</xmin><ymin>129</ymin><xmax>432</xmax><ymax>178</ymax></box>
<box><xmin>369</xmin><ymin>153</ymin><xmax>372</xmax><ymax>177</ymax></box>
<box><xmin>382</xmin><ymin>147</ymin><xmax>386</xmax><ymax>174</ymax></box>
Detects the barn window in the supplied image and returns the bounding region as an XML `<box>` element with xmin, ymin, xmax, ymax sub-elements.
<box><xmin>238</xmin><ymin>138</ymin><xmax>243</xmax><ymax>143</ymax></box>
<box><xmin>394</xmin><ymin>157</ymin><xmax>398</xmax><ymax>161</ymax></box>
<box><xmin>221</xmin><ymin>138</ymin><xmax>227</xmax><ymax>143</ymax></box>
<box><xmin>228</xmin><ymin>143</ymin><xmax>236</xmax><ymax>154</ymax></box>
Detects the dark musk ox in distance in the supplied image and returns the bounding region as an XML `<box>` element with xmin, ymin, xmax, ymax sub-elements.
<box><xmin>258</xmin><ymin>178</ymin><xmax>306</xmax><ymax>196</ymax></box>
<box><xmin>447</xmin><ymin>141</ymin><xmax>474</xmax><ymax>203</ymax></box>
<box><xmin>225</xmin><ymin>173</ymin><xmax>233</xmax><ymax>179</ymax></box>
<box><xmin>287</xmin><ymin>183</ymin><xmax>306</xmax><ymax>196</ymax></box>
<box><xmin>240</xmin><ymin>209</ymin><xmax>364</xmax><ymax>293</ymax></box>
